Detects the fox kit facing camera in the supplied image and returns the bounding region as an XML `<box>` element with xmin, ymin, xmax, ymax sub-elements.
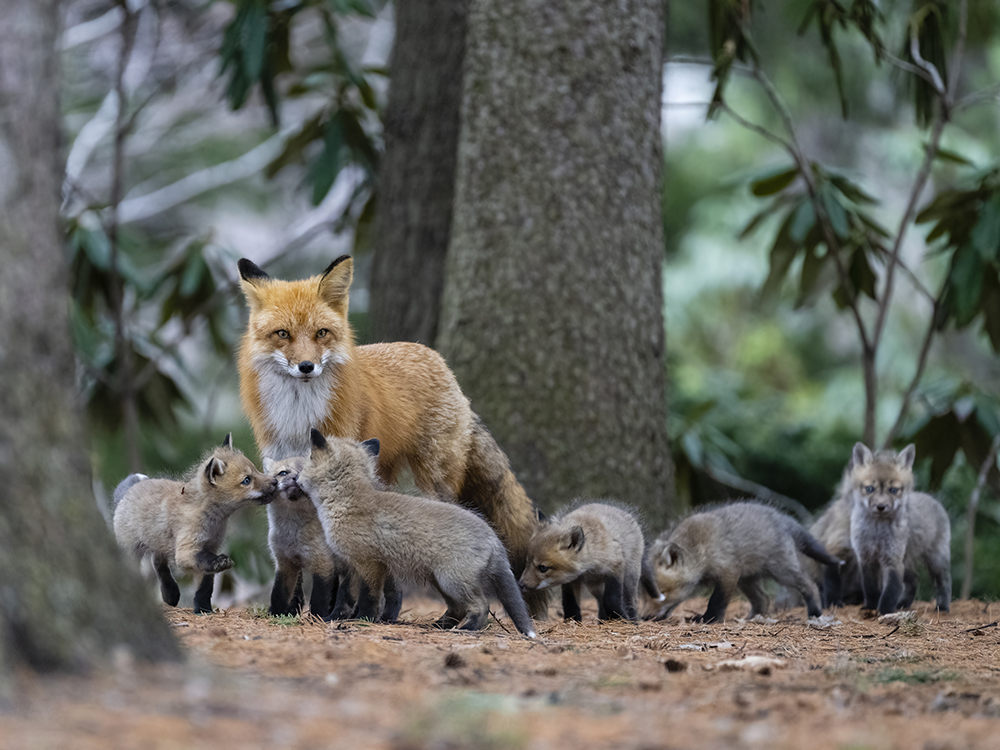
<box><xmin>263</xmin><ymin>456</ymin><xmax>354</xmax><ymax>619</ymax></box>
<box><xmin>237</xmin><ymin>257</ymin><xmax>546</xmax><ymax>617</ymax></box>
<box><xmin>848</xmin><ymin>443</ymin><xmax>951</xmax><ymax>614</ymax></box>
<box><xmin>649</xmin><ymin>502</ymin><xmax>841</xmax><ymax>623</ymax></box>
<box><xmin>519</xmin><ymin>502</ymin><xmax>660</xmax><ymax>623</ymax></box>
<box><xmin>298</xmin><ymin>430</ymin><xmax>536</xmax><ymax>637</ymax></box>
<box><xmin>112</xmin><ymin>434</ymin><xmax>277</xmax><ymax>613</ymax></box>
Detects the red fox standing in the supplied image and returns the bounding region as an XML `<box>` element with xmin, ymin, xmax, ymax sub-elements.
<box><xmin>237</xmin><ymin>256</ymin><xmax>547</xmax><ymax>618</ymax></box>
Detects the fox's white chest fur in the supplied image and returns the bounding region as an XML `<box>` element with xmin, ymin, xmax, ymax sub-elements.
<box><xmin>254</xmin><ymin>357</ymin><xmax>338</xmax><ymax>460</ymax></box>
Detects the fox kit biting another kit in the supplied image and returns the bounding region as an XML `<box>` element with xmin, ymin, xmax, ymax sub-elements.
<box><xmin>650</xmin><ymin>501</ymin><xmax>841</xmax><ymax>623</ymax></box>
<box><xmin>519</xmin><ymin>502</ymin><xmax>661</xmax><ymax>622</ymax></box>
<box><xmin>847</xmin><ymin>442</ymin><xmax>951</xmax><ymax>614</ymax></box>
<box><xmin>237</xmin><ymin>257</ymin><xmax>546</xmax><ymax>618</ymax></box>
<box><xmin>113</xmin><ymin>434</ymin><xmax>277</xmax><ymax>613</ymax></box>
<box><xmin>297</xmin><ymin>430</ymin><xmax>536</xmax><ymax>637</ymax></box>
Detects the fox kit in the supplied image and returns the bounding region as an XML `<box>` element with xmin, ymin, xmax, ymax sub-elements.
<box><xmin>263</xmin><ymin>456</ymin><xmax>356</xmax><ymax>619</ymax></box>
<box><xmin>237</xmin><ymin>257</ymin><xmax>546</xmax><ymax>617</ymax></box>
<box><xmin>519</xmin><ymin>502</ymin><xmax>660</xmax><ymax>623</ymax></box>
<box><xmin>298</xmin><ymin>430</ymin><xmax>536</xmax><ymax>637</ymax></box>
<box><xmin>113</xmin><ymin>434</ymin><xmax>277</xmax><ymax>613</ymax></box>
<box><xmin>848</xmin><ymin>443</ymin><xmax>951</xmax><ymax>614</ymax></box>
<box><xmin>650</xmin><ymin>502</ymin><xmax>841</xmax><ymax>623</ymax></box>
<box><xmin>808</xmin><ymin>471</ymin><xmax>863</xmax><ymax>607</ymax></box>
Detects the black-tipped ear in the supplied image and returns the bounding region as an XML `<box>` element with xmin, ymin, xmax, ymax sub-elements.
<box><xmin>221</xmin><ymin>432</ymin><xmax>233</xmax><ymax>449</ymax></box>
<box><xmin>310</xmin><ymin>428</ymin><xmax>328</xmax><ymax>451</ymax></box>
<box><xmin>205</xmin><ymin>457</ymin><xmax>226</xmax><ymax>485</ymax></box>
<box><xmin>851</xmin><ymin>442</ymin><xmax>873</xmax><ymax>468</ymax></box>
<box><xmin>534</xmin><ymin>507</ymin><xmax>548</xmax><ymax>524</ymax></box>
<box><xmin>317</xmin><ymin>256</ymin><xmax>353</xmax><ymax>310</ymax></box>
<box><xmin>238</xmin><ymin>258</ymin><xmax>269</xmax><ymax>282</ymax></box>
<box><xmin>360</xmin><ymin>438</ymin><xmax>380</xmax><ymax>458</ymax></box>
<box><xmin>566</xmin><ymin>525</ymin><xmax>585</xmax><ymax>552</ymax></box>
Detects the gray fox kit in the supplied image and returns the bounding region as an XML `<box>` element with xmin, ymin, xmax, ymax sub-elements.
<box><xmin>847</xmin><ymin>443</ymin><xmax>951</xmax><ymax>614</ymax></box>
<box><xmin>650</xmin><ymin>501</ymin><xmax>840</xmax><ymax>622</ymax></box>
<box><xmin>297</xmin><ymin>430</ymin><xmax>536</xmax><ymax>637</ymax></box>
<box><xmin>113</xmin><ymin>434</ymin><xmax>277</xmax><ymax>613</ymax></box>
<box><xmin>519</xmin><ymin>501</ymin><xmax>660</xmax><ymax>622</ymax></box>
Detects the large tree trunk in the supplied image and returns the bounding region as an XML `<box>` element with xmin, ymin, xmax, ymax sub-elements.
<box><xmin>0</xmin><ymin>0</ymin><xmax>179</xmax><ymax>676</ymax></box>
<box><xmin>367</xmin><ymin>0</ymin><xmax>469</xmax><ymax>346</ymax></box>
<box><xmin>438</xmin><ymin>0</ymin><xmax>674</xmax><ymax>526</ymax></box>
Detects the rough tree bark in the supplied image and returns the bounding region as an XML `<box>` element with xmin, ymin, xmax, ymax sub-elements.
<box><xmin>438</xmin><ymin>0</ymin><xmax>674</xmax><ymax>526</ymax></box>
<box><xmin>0</xmin><ymin>0</ymin><xmax>179</xmax><ymax>677</ymax></box>
<box><xmin>367</xmin><ymin>0</ymin><xmax>469</xmax><ymax>346</ymax></box>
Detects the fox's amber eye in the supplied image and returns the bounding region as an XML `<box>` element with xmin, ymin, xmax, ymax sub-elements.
<box><xmin>537</xmin><ymin>564</ymin><xmax>549</xmax><ymax>573</ymax></box>
<box><xmin>241</xmin><ymin>476</ymin><xmax>252</xmax><ymax>486</ymax></box>
<box><xmin>317</xmin><ymin>328</ymin><xmax>328</xmax><ymax>339</ymax></box>
<box><xmin>275</xmin><ymin>329</ymin><xmax>290</xmax><ymax>339</ymax></box>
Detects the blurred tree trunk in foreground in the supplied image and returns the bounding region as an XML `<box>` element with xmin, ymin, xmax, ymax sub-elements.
<box><xmin>367</xmin><ymin>0</ymin><xmax>470</xmax><ymax>347</ymax></box>
<box><xmin>439</xmin><ymin>0</ymin><xmax>675</xmax><ymax>526</ymax></box>
<box><xmin>0</xmin><ymin>0</ymin><xmax>179</xmax><ymax>678</ymax></box>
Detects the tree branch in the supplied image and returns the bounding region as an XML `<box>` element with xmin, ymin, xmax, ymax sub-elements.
<box><xmin>961</xmin><ymin>430</ymin><xmax>1000</xmax><ymax>600</ymax></box>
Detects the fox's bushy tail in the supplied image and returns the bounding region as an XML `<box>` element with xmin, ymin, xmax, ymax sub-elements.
<box><xmin>458</xmin><ymin>416</ymin><xmax>550</xmax><ymax>618</ymax></box>
<box><xmin>112</xmin><ymin>473</ymin><xmax>148</xmax><ymax>510</ymax></box>
<box><xmin>489</xmin><ymin>554</ymin><xmax>536</xmax><ymax>638</ymax></box>
<box><xmin>791</xmin><ymin>523</ymin><xmax>842</xmax><ymax>567</ymax></box>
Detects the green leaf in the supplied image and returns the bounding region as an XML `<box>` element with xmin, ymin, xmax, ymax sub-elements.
<box><xmin>790</xmin><ymin>200</ymin><xmax>815</xmax><ymax>244</ymax></box>
<box><xmin>820</xmin><ymin>186</ymin><xmax>850</xmax><ymax>240</ymax></box>
<box><xmin>240</xmin><ymin>0</ymin><xmax>268</xmax><ymax>84</ymax></box>
<box><xmin>796</xmin><ymin>246</ymin><xmax>827</xmax><ymax>308</ymax></box>
<box><xmin>829</xmin><ymin>173</ymin><xmax>878</xmax><ymax>205</ymax></box>
<box><xmin>750</xmin><ymin>166</ymin><xmax>799</xmax><ymax>197</ymax></box>
<box><xmin>933</xmin><ymin>146</ymin><xmax>975</xmax><ymax>167</ymax></box>
<box><xmin>265</xmin><ymin>114</ymin><xmax>324</xmax><ymax>179</ymax></box>
<box><xmin>309</xmin><ymin>114</ymin><xmax>345</xmax><ymax>205</ymax></box>
<box><xmin>760</xmin><ymin>209</ymin><xmax>801</xmax><ymax>302</ymax></box>
<box><xmin>970</xmin><ymin>193</ymin><xmax>1000</xmax><ymax>261</ymax></box>
<box><xmin>949</xmin><ymin>245</ymin><xmax>985</xmax><ymax>327</ymax></box>
<box><xmin>980</xmin><ymin>271</ymin><xmax>1000</xmax><ymax>353</ymax></box>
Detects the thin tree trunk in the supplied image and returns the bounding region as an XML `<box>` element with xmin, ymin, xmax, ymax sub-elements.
<box><xmin>367</xmin><ymin>0</ymin><xmax>469</xmax><ymax>346</ymax></box>
<box><xmin>0</xmin><ymin>0</ymin><xmax>179</xmax><ymax>676</ymax></box>
<box><xmin>961</xmin><ymin>434</ymin><xmax>1000</xmax><ymax>600</ymax></box>
<box><xmin>439</xmin><ymin>0</ymin><xmax>674</xmax><ymax>527</ymax></box>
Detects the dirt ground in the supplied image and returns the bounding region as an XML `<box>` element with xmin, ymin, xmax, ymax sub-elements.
<box><xmin>3</xmin><ymin>595</ymin><xmax>1000</xmax><ymax>750</ymax></box>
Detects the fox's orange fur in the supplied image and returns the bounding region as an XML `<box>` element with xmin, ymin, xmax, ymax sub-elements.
<box><xmin>237</xmin><ymin>256</ymin><xmax>547</xmax><ymax>617</ymax></box>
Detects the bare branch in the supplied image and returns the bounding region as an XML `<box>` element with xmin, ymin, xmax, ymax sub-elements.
<box><xmin>908</xmin><ymin>24</ymin><xmax>946</xmax><ymax>98</ymax></box>
<box><xmin>961</xmin><ymin>430</ymin><xmax>1000</xmax><ymax>600</ymax></box>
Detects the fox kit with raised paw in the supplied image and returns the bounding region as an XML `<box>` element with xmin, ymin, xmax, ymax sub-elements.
<box><xmin>113</xmin><ymin>434</ymin><xmax>277</xmax><ymax>613</ymax></box>
<box><xmin>848</xmin><ymin>442</ymin><xmax>951</xmax><ymax>615</ymax></box>
<box><xmin>519</xmin><ymin>502</ymin><xmax>660</xmax><ymax>622</ymax></box>
<box><xmin>650</xmin><ymin>502</ymin><xmax>841</xmax><ymax>623</ymax></box>
<box><xmin>298</xmin><ymin>430</ymin><xmax>536</xmax><ymax>637</ymax></box>
<box><xmin>237</xmin><ymin>257</ymin><xmax>546</xmax><ymax>618</ymax></box>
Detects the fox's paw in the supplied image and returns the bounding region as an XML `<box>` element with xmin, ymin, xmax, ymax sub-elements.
<box><xmin>208</xmin><ymin>554</ymin><xmax>234</xmax><ymax>573</ymax></box>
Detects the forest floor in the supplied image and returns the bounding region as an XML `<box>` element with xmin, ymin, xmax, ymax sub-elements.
<box><xmin>3</xmin><ymin>595</ymin><xmax>1000</xmax><ymax>749</ymax></box>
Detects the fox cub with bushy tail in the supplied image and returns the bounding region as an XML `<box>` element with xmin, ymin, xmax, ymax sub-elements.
<box><xmin>237</xmin><ymin>256</ymin><xmax>546</xmax><ymax>617</ymax></box>
<box><xmin>113</xmin><ymin>434</ymin><xmax>277</xmax><ymax>613</ymax></box>
<box><xmin>298</xmin><ymin>430</ymin><xmax>536</xmax><ymax>637</ymax></box>
<box><xmin>649</xmin><ymin>502</ymin><xmax>841</xmax><ymax>623</ymax></box>
<box><xmin>518</xmin><ymin>502</ymin><xmax>661</xmax><ymax>623</ymax></box>
<box><xmin>848</xmin><ymin>442</ymin><xmax>951</xmax><ymax>615</ymax></box>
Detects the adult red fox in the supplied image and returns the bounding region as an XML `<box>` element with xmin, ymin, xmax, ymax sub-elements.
<box><xmin>237</xmin><ymin>256</ymin><xmax>547</xmax><ymax>617</ymax></box>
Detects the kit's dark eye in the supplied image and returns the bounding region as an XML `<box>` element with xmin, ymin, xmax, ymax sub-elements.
<box><xmin>317</xmin><ymin>328</ymin><xmax>328</xmax><ymax>339</ymax></box>
<box><xmin>241</xmin><ymin>476</ymin><xmax>252</xmax><ymax>486</ymax></box>
<box><xmin>277</xmin><ymin>470</ymin><xmax>288</xmax><ymax>478</ymax></box>
<box><xmin>889</xmin><ymin>487</ymin><xmax>899</xmax><ymax>495</ymax></box>
<box><xmin>537</xmin><ymin>564</ymin><xmax>549</xmax><ymax>573</ymax></box>
<box><xmin>275</xmin><ymin>329</ymin><xmax>290</xmax><ymax>339</ymax></box>
<box><xmin>864</xmin><ymin>485</ymin><xmax>876</xmax><ymax>494</ymax></box>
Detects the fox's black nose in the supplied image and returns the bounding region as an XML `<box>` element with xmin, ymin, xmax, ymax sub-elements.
<box><xmin>876</xmin><ymin>503</ymin><xmax>887</xmax><ymax>512</ymax></box>
<box><xmin>299</xmin><ymin>361</ymin><xmax>315</xmax><ymax>374</ymax></box>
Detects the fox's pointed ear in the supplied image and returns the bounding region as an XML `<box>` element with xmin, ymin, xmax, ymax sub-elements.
<box><xmin>564</xmin><ymin>525</ymin><xmax>585</xmax><ymax>552</ymax></box>
<box><xmin>360</xmin><ymin>438</ymin><xmax>380</xmax><ymax>458</ymax></box>
<box><xmin>851</xmin><ymin>442</ymin><xmax>873</xmax><ymax>468</ymax></box>
<box><xmin>310</xmin><ymin>428</ymin><xmax>329</xmax><ymax>452</ymax></box>
<box><xmin>205</xmin><ymin>457</ymin><xmax>226</xmax><ymax>485</ymax></box>
<box><xmin>317</xmin><ymin>255</ymin><xmax>353</xmax><ymax>312</ymax></box>
<box><xmin>665</xmin><ymin>542</ymin><xmax>683</xmax><ymax>567</ymax></box>
<box><xmin>221</xmin><ymin>432</ymin><xmax>233</xmax><ymax>449</ymax></box>
<box><xmin>262</xmin><ymin>457</ymin><xmax>274</xmax><ymax>474</ymax></box>
<box><xmin>897</xmin><ymin>443</ymin><xmax>916</xmax><ymax>470</ymax></box>
<box><xmin>238</xmin><ymin>259</ymin><xmax>271</xmax><ymax>314</ymax></box>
